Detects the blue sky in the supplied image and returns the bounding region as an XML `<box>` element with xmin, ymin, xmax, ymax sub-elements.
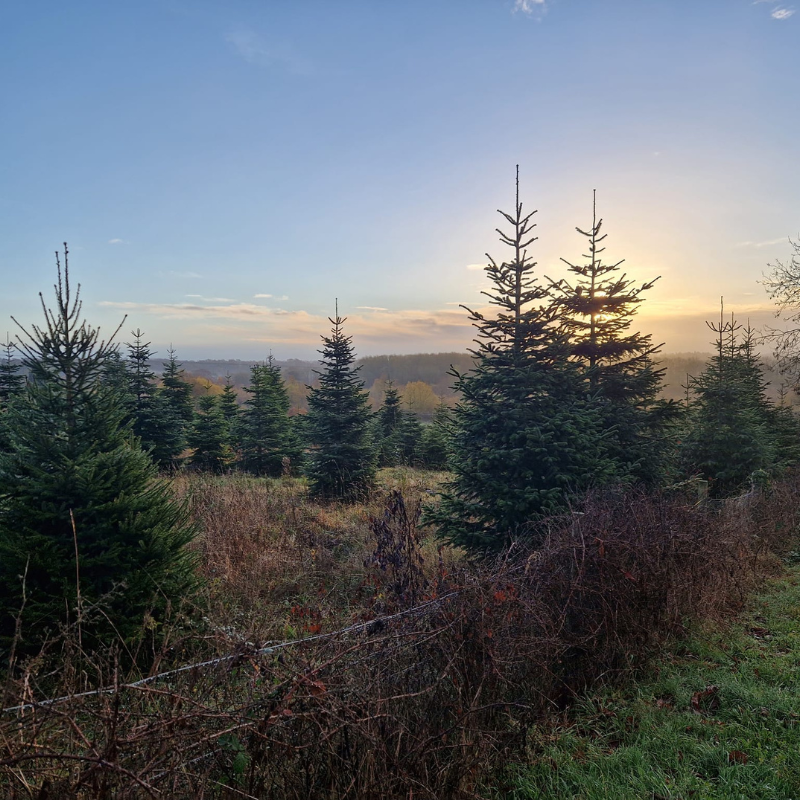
<box><xmin>1</xmin><ymin>0</ymin><xmax>797</xmax><ymax>358</ymax></box>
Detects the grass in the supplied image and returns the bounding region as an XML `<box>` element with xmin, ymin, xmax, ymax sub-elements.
<box><xmin>506</xmin><ymin>560</ymin><xmax>800</xmax><ymax>799</ymax></box>
<box><xmin>172</xmin><ymin>467</ymin><xmax>456</xmax><ymax>643</ymax></box>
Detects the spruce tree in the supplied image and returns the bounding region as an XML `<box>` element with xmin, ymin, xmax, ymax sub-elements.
<box><xmin>160</xmin><ymin>347</ymin><xmax>194</xmax><ymax>439</ymax></box>
<box><xmin>239</xmin><ymin>357</ymin><xmax>300</xmax><ymax>476</ymax></box>
<box><xmin>125</xmin><ymin>330</ymin><xmax>184</xmax><ymax>468</ymax></box>
<box><xmin>0</xmin><ymin>340</ymin><xmax>24</xmax><ymax>453</ymax></box>
<box><xmin>0</xmin><ymin>246</ymin><xmax>195</xmax><ymax>657</ymax></box>
<box><xmin>396</xmin><ymin>411</ymin><xmax>423</xmax><ymax>466</ymax></box>
<box><xmin>428</xmin><ymin>171</ymin><xmax>615</xmax><ymax>551</ymax></box>
<box><xmin>680</xmin><ymin>306</ymin><xmax>772</xmax><ymax>497</ymax></box>
<box><xmin>552</xmin><ymin>191</ymin><xmax>675</xmax><ymax>484</ymax></box>
<box><xmin>218</xmin><ymin>375</ymin><xmax>241</xmax><ymax>460</ymax></box>
<box><xmin>374</xmin><ymin>381</ymin><xmax>405</xmax><ymax>467</ymax></box>
<box><xmin>0</xmin><ymin>339</ymin><xmax>25</xmax><ymax>410</ymax></box>
<box><xmin>305</xmin><ymin>307</ymin><xmax>375</xmax><ymax>500</ymax></box>
<box><xmin>419</xmin><ymin>401</ymin><xmax>451</xmax><ymax>470</ymax></box>
<box><xmin>188</xmin><ymin>393</ymin><xmax>230</xmax><ymax>472</ymax></box>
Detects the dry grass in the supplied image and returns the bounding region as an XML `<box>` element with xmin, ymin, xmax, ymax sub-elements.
<box><xmin>174</xmin><ymin>468</ymin><xmax>456</xmax><ymax>643</ymax></box>
<box><xmin>1</xmin><ymin>472</ymin><xmax>798</xmax><ymax>798</ymax></box>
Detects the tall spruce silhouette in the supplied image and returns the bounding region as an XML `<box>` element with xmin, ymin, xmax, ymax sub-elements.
<box><xmin>552</xmin><ymin>191</ymin><xmax>674</xmax><ymax>484</ymax></box>
<box><xmin>429</xmin><ymin>171</ymin><xmax>614</xmax><ymax>551</ymax></box>
<box><xmin>0</xmin><ymin>246</ymin><xmax>195</xmax><ymax>657</ymax></box>
<box><xmin>304</xmin><ymin>304</ymin><xmax>375</xmax><ymax>500</ymax></box>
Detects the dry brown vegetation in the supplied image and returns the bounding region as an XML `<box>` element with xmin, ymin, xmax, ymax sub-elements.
<box><xmin>1</xmin><ymin>470</ymin><xmax>799</xmax><ymax>798</ymax></box>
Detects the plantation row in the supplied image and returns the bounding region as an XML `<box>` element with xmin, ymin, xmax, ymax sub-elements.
<box><xmin>1</xmin><ymin>179</ymin><xmax>799</xmax><ymax>661</ymax></box>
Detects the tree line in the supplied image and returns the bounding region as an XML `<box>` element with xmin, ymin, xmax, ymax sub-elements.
<box><xmin>1</xmin><ymin>178</ymin><xmax>799</xmax><ymax>662</ymax></box>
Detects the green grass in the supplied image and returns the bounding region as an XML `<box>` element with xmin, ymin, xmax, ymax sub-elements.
<box><xmin>506</xmin><ymin>565</ymin><xmax>800</xmax><ymax>799</ymax></box>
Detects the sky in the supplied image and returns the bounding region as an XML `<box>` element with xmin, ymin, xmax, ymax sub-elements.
<box><xmin>1</xmin><ymin>0</ymin><xmax>798</xmax><ymax>359</ymax></box>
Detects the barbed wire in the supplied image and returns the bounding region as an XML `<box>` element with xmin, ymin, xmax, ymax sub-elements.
<box><xmin>1</xmin><ymin>591</ymin><xmax>460</xmax><ymax>716</ymax></box>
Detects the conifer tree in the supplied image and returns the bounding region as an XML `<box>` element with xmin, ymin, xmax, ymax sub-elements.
<box><xmin>0</xmin><ymin>246</ymin><xmax>195</xmax><ymax>656</ymax></box>
<box><xmin>396</xmin><ymin>411</ymin><xmax>423</xmax><ymax>466</ymax></box>
<box><xmin>0</xmin><ymin>339</ymin><xmax>24</xmax><ymax>454</ymax></box>
<box><xmin>0</xmin><ymin>340</ymin><xmax>24</xmax><ymax>409</ymax></box>
<box><xmin>374</xmin><ymin>381</ymin><xmax>405</xmax><ymax>466</ymax></box>
<box><xmin>218</xmin><ymin>375</ymin><xmax>241</xmax><ymax>459</ymax></box>
<box><xmin>161</xmin><ymin>347</ymin><xmax>194</xmax><ymax>415</ymax></box>
<box><xmin>125</xmin><ymin>330</ymin><xmax>184</xmax><ymax>467</ymax></box>
<box><xmin>419</xmin><ymin>401</ymin><xmax>452</xmax><ymax>470</ymax></box>
<box><xmin>680</xmin><ymin>306</ymin><xmax>773</xmax><ymax>497</ymax></box>
<box><xmin>239</xmin><ymin>357</ymin><xmax>300</xmax><ymax>476</ymax></box>
<box><xmin>552</xmin><ymin>192</ymin><xmax>674</xmax><ymax>484</ymax></box>
<box><xmin>428</xmin><ymin>171</ymin><xmax>615</xmax><ymax>551</ymax></box>
<box><xmin>188</xmin><ymin>393</ymin><xmax>230</xmax><ymax>472</ymax></box>
<box><xmin>770</xmin><ymin>384</ymin><xmax>800</xmax><ymax>468</ymax></box>
<box><xmin>305</xmin><ymin>307</ymin><xmax>375</xmax><ymax>500</ymax></box>
<box><xmin>219</xmin><ymin>375</ymin><xmax>240</xmax><ymax>428</ymax></box>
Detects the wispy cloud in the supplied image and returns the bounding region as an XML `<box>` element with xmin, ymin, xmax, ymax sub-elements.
<box><xmin>108</xmin><ymin>238</ymin><xmax>128</xmax><ymax>245</ymax></box>
<box><xmin>772</xmin><ymin>7</ymin><xmax>795</xmax><ymax>19</ymax></box>
<box><xmin>186</xmin><ymin>294</ymin><xmax>235</xmax><ymax>302</ymax></box>
<box><xmin>254</xmin><ymin>293</ymin><xmax>288</xmax><ymax>301</ymax></box>
<box><xmin>225</xmin><ymin>28</ymin><xmax>313</xmax><ymax>75</ymax></box>
<box><xmin>513</xmin><ymin>0</ymin><xmax>547</xmax><ymax>16</ymax></box>
<box><xmin>97</xmin><ymin>300</ymin><xmax>478</xmax><ymax>349</ymax></box>
<box><xmin>466</xmin><ymin>263</ymin><xmax>487</xmax><ymax>271</ymax></box>
<box><xmin>163</xmin><ymin>270</ymin><xmax>202</xmax><ymax>279</ymax></box>
<box><xmin>735</xmin><ymin>237</ymin><xmax>787</xmax><ymax>248</ymax></box>
<box><xmin>356</xmin><ymin>306</ymin><xmax>388</xmax><ymax>312</ymax></box>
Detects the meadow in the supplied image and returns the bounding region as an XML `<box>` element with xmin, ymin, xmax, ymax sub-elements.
<box><xmin>2</xmin><ymin>466</ymin><xmax>799</xmax><ymax>798</ymax></box>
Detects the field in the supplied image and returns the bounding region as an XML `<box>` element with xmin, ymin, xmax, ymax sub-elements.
<box><xmin>2</xmin><ymin>468</ymin><xmax>799</xmax><ymax>798</ymax></box>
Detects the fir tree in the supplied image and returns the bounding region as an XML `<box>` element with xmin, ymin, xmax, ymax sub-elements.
<box><xmin>0</xmin><ymin>339</ymin><xmax>25</xmax><ymax>454</ymax></box>
<box><xmin>218</xmin><ymin>375</ymin><xmax>241</xmax><ymax>460</ymax></box>
<box><xmin>125</xmin><ymin>329</ymin><xmax>184</xmax><ymax>468</ymax></box>
<box><xmin>0</xmin><ymin>339</ymin><xmax>25</xmax><ymax>410</ymax></box>
<box><xmin>374</xmin><ymin>381</ymin><xmax>405</xmax><ymax>467</ymax></box>
<box><xmin>552</xmin><ymin>191</ymin><xmax>675</xmax><ymax>484</ymax></box>
<box><xmin>305</xmin><ymin>307</ymin><xmax>375</xmax><ymax>500</ymax></box>
<box><xmin>219</xmin><ymin>376</ymin><xmax>240</xmax><ymax>428</ymax></box>
<box><xmin>0</xmin><ymin>246</ymin><xmax>195</xmax><ymax>657</ymax></box>
<box><xmin>188</xmin><ymin>393</ymin><xmax>230</xmax><ymax>472</ymax></box>
<box><xmin>239</xmin><ymin>357</ymin><xmax>300</xmax><ymax>476</ymax></box>
<box><xmin>419</xmin><ymin>401</ymin><xmax>451</xmax><ymax>470</ymax></box>
<box><xmin>428</xmin><ymin>171</ymin><xmax>615</xmax><ymax>551</ymax></box>
<box><xmin>680</xmin><ymin>305</ymin><xmax>773</xmax><ymax>497</ymax></box>
<box><xmin>770</xmin><ymin>384</ymin><xmax>800</xmax><ymax>468</ymax></box>
<box><xmin>160</xmin><ymin>348</ymin><xmax>194</xmax><ymax>422</ymax></box>
<box><xmin>396</xmin><ymin>411</ymin><xmax>423</xmax><ymax>466</ymax></box>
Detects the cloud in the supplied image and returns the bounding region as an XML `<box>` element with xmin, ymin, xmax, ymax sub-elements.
<box><xmin>108</xmin><ymin>238</ymin><xmax>128</xmax><ymax>245</ymax></box>
<box><xmin>97</xmin><ymin>300</ymin><xmax>479</xmax><ymax>349</ymax></box>
<box><xmin>254</xmin><ymin>293</ymin><xmax>289</xmax><ymax>301</ymax></box>
<box><xmin>225</xmin><ymin>28</ymin><xmax>313</xmax><ymax>75</ymax></box>
<box><xmin>772</xmin><ymin>7</ymin><xmax>795</xmax><ymax>18</ymax></box>
<box><xmin>164</xmin><ymin>270</ymin><xmax>202</xmax><ymax>279</ymax></box>
<box><xmin>735</xmin><ymin>237</ymin><xmax>787</xmax><ymax>248</ymax></box>
<box><xmin>513</xmin><ymin>0</ymin><xmax>547</xmax><ymax>15</ymax></box>
<box><xmin>356</xmin><ymin>306</ymin><xmax>388</xmax><ymax>312</ymax></box>
<box><xmin>466</xmin><ymin>263</ymin><xmax>487</xmax><ymax>271</ymax></box>
<box><xmin>186</xmin><ymin>294</ymin><xmax>235</xmax><ymax>302</ymax></box>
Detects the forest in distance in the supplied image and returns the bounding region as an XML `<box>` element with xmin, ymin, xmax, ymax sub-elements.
<box><xmin>139</xmin><ymin>349</ymin><xmax>799</xmax><ymax>414</ymax></box>
<box><xmin>2</xmin><ymin>187</ymin><xmax>800</xmax><ymax>796</ymax></box>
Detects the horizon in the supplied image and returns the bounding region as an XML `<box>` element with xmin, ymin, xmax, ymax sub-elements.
<box><xmin>2</xmin><ymin>0</ymin><xmax>798</xmax><ymax>359</ymax></box>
